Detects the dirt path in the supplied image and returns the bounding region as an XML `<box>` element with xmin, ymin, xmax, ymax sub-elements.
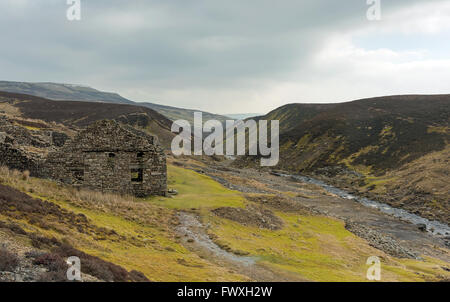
<box><xmin>175</xmin><ymin>212</ymin><xmax>307</xmax><ymax>281</ymax></box>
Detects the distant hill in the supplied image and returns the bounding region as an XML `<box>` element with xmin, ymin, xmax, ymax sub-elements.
<box><xmin>0</xmin><ymin>81</ymin><xmax>228</xmax><ymax>124</ymax></box>
<box><xmin>0</xmin><ymin>81</ymin><xmax>133</xmax><ymax>104</ymax></box>
<box><xmin>139</xmin><ymin>102</ymin><xmax>229</xmax><ymax>124</ymax></box>
<box><xmin>0</xmin><ymin>91</ymin><xmax>176</xmax><ymax>148</ymax></box>
<box><xmin>247</xmin><ymin>95</ymin><xmax>450</xmax><ymax>174</ymax></box>
<box><xmin>224</xmin><ymin>113</ymin><xmax>263</xmax><ymax>120</ymax></box>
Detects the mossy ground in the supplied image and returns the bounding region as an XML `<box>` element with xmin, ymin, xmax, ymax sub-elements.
<box><xmin>148</xmin><ymin>165</ymin><xmax>246</xmax><ymax>210</ymax></box>
<box><xmin>202</xmin><ymin>210</ymin><xmax>449</xmax><ymax>281</ymax></box>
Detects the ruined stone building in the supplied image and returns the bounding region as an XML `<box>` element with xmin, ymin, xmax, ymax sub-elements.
<box><xmin>0</xmin><ymin>132</ymin><xmax>43</xmax><ymax>176</ymax></box>
<box><xmin>0</xmin><ymin>116</ymin><xmax>68</xmax><ymax>176</ymax></box>
<box><xmin>45</xmin><ymin>120</ymin><xmax>167</xmax><ymax>197</ymax></box>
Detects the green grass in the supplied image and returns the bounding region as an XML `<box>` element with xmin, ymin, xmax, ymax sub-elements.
<box><xmin>146</xmin><ymin>165</ymin><xmax>246</xmax><ymax>210</ymax></box>
<box><xmin>0</xmin><ymin>166</ymin><xmax>249</xmax><ymax>282</ymax></box>
<box><xmin>362</xmin><ymin>176</ymin><xmax>398</xmax><ymax>190</ymax></box>
<box><xmin>203</xmin><ymin>210</ymin><xmax>449</xmax><ymax>281</ymax></box>
<box><xmin>23</xmin><ymin>125</ymin><xmax>41</xmax><ymax>131</ymax></box>
<box><xmin>29</xmin><ymin>192</ymin><xmax>249</xmax><ymax>281</ymax></box>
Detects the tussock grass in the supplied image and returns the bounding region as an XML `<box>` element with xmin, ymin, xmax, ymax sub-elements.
<box><xmin>0</xmin><ymin>165</ymin><xmax>248</xmax><ymax>281</ymax></box>
<box><xmin>0</xmin><ymin>166</ymin><xmax>170</xmax><ymax>228</ymax></box>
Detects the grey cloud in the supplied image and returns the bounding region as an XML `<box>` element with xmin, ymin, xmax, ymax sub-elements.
<box><xmin>0</xmin><ymin>0</ymin><xmax>444</xmax><ymax>112</ymax></box>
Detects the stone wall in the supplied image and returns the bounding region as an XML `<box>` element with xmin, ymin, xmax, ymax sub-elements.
<box><xmin>0</xmin><ymin>137</ymin><xmax>43</xmax><ymax>176</ymax></box>
<box><xmin>0</xmin><ymin>116</ymin><xmax>51</xmax><ymax>148</ymax></box>
<box><xmin>0</xmin><ymin>116</ymin><xmax>71</xmax><ymax>177</ymax></box>
<box><xmin>0</xmin><ymin>116</ymin><xmax>69</xmax><ymax>149</ymax></box>
<box><xmin>44</xmin><ymin>120</ymin><xmax>167</xmax><ymax>197</ymax></box>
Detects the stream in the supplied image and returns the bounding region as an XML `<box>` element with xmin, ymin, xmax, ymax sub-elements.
<box><xmin>273</xmin><ymin>172</ymin><xmax>450</xmax><ymax>237</ymax></box>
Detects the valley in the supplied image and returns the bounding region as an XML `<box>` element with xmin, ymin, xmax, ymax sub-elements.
<box><xmin>2</xmin><ymin>0</ymin><xmax>449</xmax><ymax>287</ymax></box>
<box><xmin>236</xmin><ymin>95</ymin><xmax>450</xmax><ymax>225</ymax></box>
<box><xmin>0</xmin><ymin>88</ymin><xmax>448</xmax><ymax>282</ymax></box>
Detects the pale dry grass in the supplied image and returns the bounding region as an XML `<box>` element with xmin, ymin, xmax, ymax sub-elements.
<box><xmin>0</xmin><ymin>166</ymin><xmax>175</xmax><ymax>231</ymax></box>
<box><xmin>21</xmin><ymin>170</ymin><xmax>30</xmax><ymax>181</ymax></box>
<box><xmin>0</xmin><ymin>102</ymin><xmax>21</xmax><ymax>116</ymax></box>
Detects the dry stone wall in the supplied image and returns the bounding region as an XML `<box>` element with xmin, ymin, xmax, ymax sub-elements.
<box><xmin>0</xmin><ymin>134</ymin><xmax>43</xmax><ymax>176</ymax></box>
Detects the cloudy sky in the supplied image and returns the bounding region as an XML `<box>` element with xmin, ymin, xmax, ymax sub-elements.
<box><xmin>1</xmin><ymin>0</ymin><xmax>449</xmax><ymax>114</ymax></box>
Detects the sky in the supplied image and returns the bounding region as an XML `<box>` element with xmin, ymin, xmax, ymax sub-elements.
<box><xmin>0</xmin><ymin>0</ymin><xmax>449</xmax><ymax>114</ymax></box>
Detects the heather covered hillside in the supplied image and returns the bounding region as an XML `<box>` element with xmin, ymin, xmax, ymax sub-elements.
<box><xmin>237</xmin><ymin>95</ymin><xmax>450</xmax><ymax>223</ymax></box>
<box><xmin>252</xmin><ymin>95</ymin><xmax>449</xmax><ymax>173</ymax></box>
<box><xmin>0</xmin><ymin>91</ymin><xmax>175</xmax><ymax>148</ymax></box>
<box><xmin>0</xmin><ymin>81</ymin><xmax>229</xmax><ymax>125</ymax></box>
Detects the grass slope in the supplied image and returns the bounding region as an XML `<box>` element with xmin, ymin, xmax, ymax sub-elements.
<box><xmin>0</xmin><ymin>165</ymin><xmax>448</xmax><ymax>281</ymax></box>
<box><xmin>0</xmin><ymin>167</ymin><xmax>247</xmax><ymax>281</ymax></box>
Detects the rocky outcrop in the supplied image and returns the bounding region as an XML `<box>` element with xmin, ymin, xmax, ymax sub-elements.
<box><xmin>345</xmin><ymin>221</ymin><xmax>419</xmax><ymax>259</ymax></box>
